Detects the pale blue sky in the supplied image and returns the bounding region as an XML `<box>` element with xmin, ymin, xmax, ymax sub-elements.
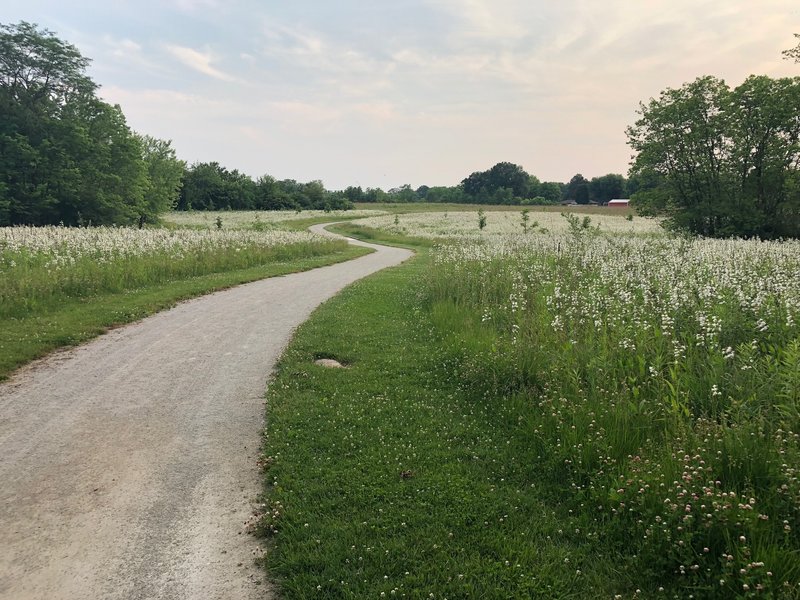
<box><xmin>2</xmin><ymin>1</ymin><xmax>799</xmax><ymax>190</ymax></box>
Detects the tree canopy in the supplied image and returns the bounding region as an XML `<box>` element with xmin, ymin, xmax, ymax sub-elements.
<box><xmin>176</xmin><ymin>162</ymin><xmax>353</xmax><ymax>211</ymax></box>
<box><xmin>627</xmin><ymin>75</ymin><xmax>800</xmax><ymax>238</ymax></box>
<box><xmin>462</xmin><ymin>161</ymin><xmax>531</xmax><ymax>201</ymax></box>
<box><xmin>589</xmin><ymin>174</ymin><xmax>626</xmax><ymax>204</ymax></box>
<box><xmin>0</xmin><ymin>21</ymin><xmax>183</xmax><ymax>226</ymax></box>
<box><xmin>457</xmin><ymin>162</ymin><xmax>571</xmax><ymax>205</ymax></box>
<box><xmin>563</xmin><ymin>174</ymin><xmax>590</xmax><ymax>204</ymax></box>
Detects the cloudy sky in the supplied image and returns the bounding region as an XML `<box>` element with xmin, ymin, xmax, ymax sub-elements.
<box><xmin>3</xmin><ymin>1</ymin><xmax>799</xmax><ymax>190</ymax></box>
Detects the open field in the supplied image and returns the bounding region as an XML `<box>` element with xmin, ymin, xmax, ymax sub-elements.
<box><xmin>352</xmin><ymin>202</ymin><xmax>637</xmax><ymax>216</ymax></box>
<box><xmin>261</xmin><ymin>214</ymin><xmax>800</xmax><ymax>598</ymax></box>
<box><xmin>353</xmin><ymin>209</ymin><xmax>661</xmax><ymax>238</ymax></box>
<box><xmin>4</xmin><ymin>207</ymin><xmax>798</xmax><ymax>596</ymax></box>
<box><xmin>163</xmin><ymin>209</ymin><xmax>388</xmax><ymax>229</ymax></box>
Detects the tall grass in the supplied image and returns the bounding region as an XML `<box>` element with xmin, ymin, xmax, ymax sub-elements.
<box><xmin>426</xmin><ymin>230</ymin><xmax>800</xmax><ymax>596</ymax></box>
<box><xmin>0</xmin><ymin>225</ymin><xmax>347</xmax><ymax>318</ymax></box>
<box><xmin>162</xmin><ymin>208</ymin><xmax>387</xmax><ymax>229</ymax></box>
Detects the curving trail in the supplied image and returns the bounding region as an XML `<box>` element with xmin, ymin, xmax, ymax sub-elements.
<box><xmin>0</xmin><ymin>225</ymin><xmax>411</xmax><ymax>600</ymax></box>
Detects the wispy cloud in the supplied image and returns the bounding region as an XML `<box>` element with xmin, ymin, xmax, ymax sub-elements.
<box><xmin>104</xmin><ymin>36</ymin><xmax>142</xmax><ymax>57</ymax></box>
<box><xmin>431</xmin><ymin>0</ymin><xmax>528</xmax><ymax>43</ymax></box>
<box><xmin>166</xmin><ymin>44</ymin><xmax>239</xmax><ymax>82</ymax></box>
<box><xmin>24</xmin><ymin>0</ymin><xmax>799</xmax><ymax>189</ymax></box>
<box><xmin>258</xmin><ymin>22</ymin><xmax>382</xmax><ymax>76</ymax></box>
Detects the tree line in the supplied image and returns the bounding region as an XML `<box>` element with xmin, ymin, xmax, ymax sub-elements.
<box><xmin>0</xmin><ymin>22</ymin><xmax>354</xmax><ymax>225</ymax></box>
<box><xmin>338</xmin><ymin>166</ymin><xmax>630</xmax><ymax>206</ymax></box>
<box><xmin>174</xmin><ymin>161</ymin><xmax>632</xmax><ymax>211</ymax></box>
<box><xmin>177</xmin><ymin>163</ymin><xmax>351</xmax><ymax>212</ymax></box>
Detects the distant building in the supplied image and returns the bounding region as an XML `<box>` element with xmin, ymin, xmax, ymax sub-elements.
<box><xmin>607</xmin><ymin>199</ymin><xmax>630</xmax><ymax>207</ymax></box>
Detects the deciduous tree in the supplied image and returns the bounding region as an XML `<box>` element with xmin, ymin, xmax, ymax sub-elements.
<box><xmin>136</xmin><ymin>134</ymin><xmax>186</xmax><ymax>223</ymax></box>
<box><xmin>783</xmin><ymin>33</ymin><xmax>800</xmax><ymax>63</ymax></box>
<box><xmin>589</xmin><ymin>174</ymin><xmax>626</xmax><ymax>204</ymax></box>
<box><xmin>627</xmin><ymin>75</ymin><xmax>800</xmax><ymax>238</ymax></box>
<box><xmin>564</xmin><ymin>174</ymin><xmax>590</xmax><ymax>204</ymax></box>
<box><xmin>0</xmin><ymin>21</ymin><xmax>150</xmax><ymax>225</ymax></box>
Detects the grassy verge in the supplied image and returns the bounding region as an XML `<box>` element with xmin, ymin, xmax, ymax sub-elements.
<box><xmin>326</xmin><ymin>222</ymin><xmax>435</xmax><ymax>249</ymax></box>
<box><xmin>259</xmin><ymin>251</ymin><xmax>622</xmax><ymax>599</ymax></box>
<box><xmin>0</xmin><ymin>244</ymin><xmax>370</xmax><ymax>380</ymax></box>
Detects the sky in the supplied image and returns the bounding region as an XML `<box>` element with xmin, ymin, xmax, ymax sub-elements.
<box><xmin>2</xmin><ymin>1</ymin><xmax>799</xmax><ymax>190</ymax></box>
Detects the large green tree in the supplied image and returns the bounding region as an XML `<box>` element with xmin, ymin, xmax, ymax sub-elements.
<box><xmin>589</xmin><ymin>173</ymin><xmax>627</xmax><ymax>204</ymax></box>
<box><xmin>563</xmin><ymin>174</ymin><xmax>590</xmax><ymax>204</ymax></box>
<box><xmin>136</xmin><ymin>134</ymin><xmax>186</xmax><ymax>223</ymax></box>
<box><xmin>534</xmin><ymin>181</ymin><xmax>563</xmax><ymax>204</ymax></box>
<box><xmin>0</xmin><ymin>21</ymin><xmax>150</xmax><ymax>225</ymax></box>
<box><xmin>462</xmin><ymin>162</ymin><xmax>531</xmax><ymax>202</ymax></box>
<box><xmin>627</xmin><ymin>75</ymin><xmax>800</xmax><ymax>238</ymax></box>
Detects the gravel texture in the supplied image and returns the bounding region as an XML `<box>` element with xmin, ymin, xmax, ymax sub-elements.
<box><xmin>0</xmin><ymin>225</ymin><xmax>411</xmax><ymax>600</ymax></box>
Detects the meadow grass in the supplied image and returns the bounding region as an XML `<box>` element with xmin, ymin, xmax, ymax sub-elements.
<box><xmin>261</xmin><ymin>220</ymin><xmax>800</xmax><ymax>598</ymax></box>
<box><xmin>162</xmin><ymin>209</ymin><xmax>388</xmax><ymax>230</ymax></box>
<box><xmin>351</xmin><ymin>208</ymin><xmax>661</xmax><ymax>239</ymax></box>
<box><xmin>327</xmin><ymin>222</ymin><xmax>436</xmax><ymax>248</ymax></box>
<box><xmin>260</xmin><ymin>249</ymin><xmax>625</xmax><ymax>599</ymax></box>
<box><xmin>352</xmin><ymin>202</ymin><xmax>636</xmax><ymax>217</ymax></box>
<box><xmin>0</xmin><ymin>225</ymin><xmax>369</xmax><ymax>379</ymax></box>
<box><xmin>423</xmin><ymin>231</ymin><xmax>800</xmax><ymax>597</ymax></box>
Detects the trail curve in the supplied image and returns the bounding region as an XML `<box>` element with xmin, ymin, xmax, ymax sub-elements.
<box><xmin>0</xmin><ymin>224</ymin><xmax>411</xmax><ymax>600</ymax></box>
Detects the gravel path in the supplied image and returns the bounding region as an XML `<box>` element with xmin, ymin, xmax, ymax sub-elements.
<box><xmin>0</xmin><ymin>225</ymin><xmax>411</xmax><ymax>600</ymax></box>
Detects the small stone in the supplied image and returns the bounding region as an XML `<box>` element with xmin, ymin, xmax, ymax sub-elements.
<box><xmin>314</xmin><ymin>358</ymin><xmax>346</xmax><ymax>369</ymax></box>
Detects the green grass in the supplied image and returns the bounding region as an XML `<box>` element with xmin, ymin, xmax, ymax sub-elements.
<box><xmin>260</xmin><ymin>250</ymin><xmax>625</xmax><ymax>599</ymax></box>
<box><xmin>326</xmin><ymin>222</ymin><xmax>435</xmax><ymax>249</ymax></box>
<box><xmin>261</xmin><ymin>224</ymin><xmax>800</xmax><ymax>598</ymax></box>
<box><xmin>0</xmin><ymin>244</ymin><xmax>370</xmax><ymax>380</ymax></box>
<box><xmin>419</xmin><ymin>234</ymin><xmax>800</xmax><ymax>597</ymax></box>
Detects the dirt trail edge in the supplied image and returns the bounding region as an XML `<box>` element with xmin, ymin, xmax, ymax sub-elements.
<box><xmin>0</xmin><ymin>224</ymin><xmax>412</xmax><ymax>600</ymax></box>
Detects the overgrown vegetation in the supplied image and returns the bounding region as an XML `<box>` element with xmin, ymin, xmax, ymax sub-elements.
<box><xmin>260</xmin><ymin>251</ymin><xmax>621</xmax><ymax>598</ymax></box>
<box><xmin>260</xmin><ymin>218</ymin><xmax>800</xmax><ymax>598</ymax></box>
<box><xmin>0</xmin><ymin>225</ymin><xmax>368</xmax><ymax>379</ymax></box>
<box><xmin>426</xmin><ymin>230</ymin><xmax>800</xmax><ymax>596</ymax></box>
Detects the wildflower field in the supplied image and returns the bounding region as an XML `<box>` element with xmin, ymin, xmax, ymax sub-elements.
<box><xmin>0</xmin><ymin>223</ymin><xmax>363</xmax><ymax>379</ymax></box>
<box><xmin>353</xmin><ymin>209</ymin><xmax>662</xmax><ymax>238</ymax></box>
<box><xmin>426</xmin><ymin>228</ymin><xmax>800</xmax><ymax>596</ymax></box>
<box><xmin>262</xmin><ymin>210</ymin><xmax>800</xmax><ymax>598</ymax></box>
<box><xmin>0</xmin><ymin>226</ymin><xmax>345</xmax><ymax>319</ymax></box>
<box><xmin>163</xmin><ymin>208</ymin><xmax>387</xmax><ymax>229</ymax></box>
